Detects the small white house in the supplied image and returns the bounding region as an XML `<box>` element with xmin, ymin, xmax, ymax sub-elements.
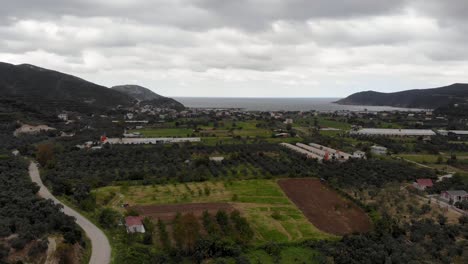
<box><xmin>209</xmin><ymin>156</ymin><xmax>225</xmax><ymax>162</ymax></box>
<box><xmin>58</xmin><ymin>113</ymin><xmax>68</xmax><ymax>121</ymax></box>
<box><xmin>370</xmin><ymin>145</ymin><xmax>387</xmax><ymax>155</ymax></box>
<box><xmin>125</xmin><ymin>216</ymin><xmax>146</xmax><ymax>233</ymax></box>
<box><xmin>352</xmin><ymin>151</ymin><xmax>366</xmax><ymax>159</ymax></box>
<box><xmin>440</xmin><ymin>190</ymin><xmax>468</xmax><ymax>204</ymax></box>
<box><xmin>284</xmin><ymin>119</ymin><xmax>293</xmax><ymax>125</ymax></box>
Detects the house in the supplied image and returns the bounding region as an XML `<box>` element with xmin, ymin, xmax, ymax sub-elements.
<box><xmin>440</xmin><ymin>190</ymin><xmax>468</xmax><ymax>203</ymax></box>
<box><xmin>370</xmin><ymin>145</ymin><xmax>387</xmax><ymax>155</ymax></box>
<box><xmin>284</xmin><ymin>118</ymin><xmax>293</xmax><ymax>124</ymax></box>
<box><xmin>58</xmin><ymin>113</ymin><xmax>68</xmax><ymax>121</ymax></box>
<box><xmin>352</xmin><ymin>151</ymin><xmax>366</xmax><ymax>159</ymax></box>
<box><xmin>125</xmin><ymin>216</ymin><xmax>146</xmax><ymax>233</ymax></box>
<box><xmin>413</xmin><ymin>179</ymin><xmax>433</xmax><ymax>191</ymax></box>
<box><xmin>209</xmin><ymin>156</ymin><xmax>225</xmax><ymax>162</ymax></box>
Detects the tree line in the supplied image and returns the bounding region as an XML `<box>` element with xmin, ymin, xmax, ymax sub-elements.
<box><xmin>0</xmin><ymin>155</ymin><xmax>83</xmax><ymax>262</ymax></box>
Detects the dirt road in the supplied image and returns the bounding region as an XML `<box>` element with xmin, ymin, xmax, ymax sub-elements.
<box><xmin>29</xmin><ymin>162</ymin><xmax>111</xmax><ymax>264</ymax></box>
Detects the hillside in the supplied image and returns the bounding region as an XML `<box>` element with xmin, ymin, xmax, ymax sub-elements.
<box><xmin>0</xmin><ymin>62</ymin><xmax>136</xmax><ymax>113</ymax></box>
<box><xmin>335</xmin><ymin>83</ymin><xmax>468</xmax><ymax>109</ymax></box>
<box><xmin>112</xmin><ymin>84</ymin><xmax>185</xmax><ymax>110</ymax></box>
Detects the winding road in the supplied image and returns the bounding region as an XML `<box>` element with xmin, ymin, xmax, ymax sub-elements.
<box><xmin>29</xmin><ymin>162</ymin><xmax>111</xmax><ymax>264</ymax></box>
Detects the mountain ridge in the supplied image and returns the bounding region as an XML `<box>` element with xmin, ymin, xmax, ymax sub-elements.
<box><xmin>335</xmin><ymin>83</ymin><xmax>468</xmax><ymax>109</ymax></box>
<box><xmin>0</xmin><ymin>62</ymin><xmax>184</xmax><ymax>113</ymax></box>
<box><xmin>111</xmin><ymin>84</ymin><xmax>185</xmax><ymax>110</ymax></box>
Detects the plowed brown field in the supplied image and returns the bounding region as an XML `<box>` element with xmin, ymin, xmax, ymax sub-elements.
<box><xmin>278</xmin><ymin>178</ymin><xmax>372</xmax><ymax>235</ymax></box>
<box><xmin>131</xmin><ymin>202</ymin><xmax>234</xmax><ymax>222</ymax></box>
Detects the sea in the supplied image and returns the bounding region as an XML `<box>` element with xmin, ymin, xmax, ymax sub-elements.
<box><xmin>173</xmin><ymin>97</ymin><xmax>428</xmax><ymax>112</ymax></box>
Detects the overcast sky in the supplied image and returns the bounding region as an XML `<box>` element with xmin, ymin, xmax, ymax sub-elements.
<box><xmin>1</xmin><ymin>0</ymin><xmax>468</xmax><ymax>97</ymax></box>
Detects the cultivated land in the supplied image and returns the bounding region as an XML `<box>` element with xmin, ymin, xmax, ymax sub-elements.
<box><xmin>95</xmin><ymin>179</ymin><xmax>335</xmax><ymax>243</ymax></box>
<box><xmin>278</xmin><ymin>178</ymin><xmax>373</xmax><ymax>235</ymax></box>
<box><xmin>132</xmin><ymin>203</ymin><xmax>234</xmax><ymax>222</ymax></box>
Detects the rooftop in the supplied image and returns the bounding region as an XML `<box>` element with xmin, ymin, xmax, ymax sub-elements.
<box><xmin>351</xmin><ymin>128</ymin><xmax>436</xmax><ymax>136</ymax></box>
<box><xmin>445</xmin><ymin>190</ymin><xmax>468</xmax><ymax>196</ymax></box>
<box><xmin>125</xmin><ymin>216</ymin><xmax>144</xmax><ymax>226</ymax></box>
<box><xmin>416</xmin><ymin>178</ymin><xmax>433</xmax><ymax>187</ymax></box>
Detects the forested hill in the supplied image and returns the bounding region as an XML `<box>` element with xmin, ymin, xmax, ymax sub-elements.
<box><xmin>335</xmin><ymin>83</ymin><xmax>468</xmax><ymax>109</ymax></box>
<box><xmin>112</xmin><ymin>84</ymin><xmax>185</xmax><ymax>110</ymax></box>
<box><xmin>0</xmin><ymin>62</ymin><xmax>136</xmax><ymax>112</ymax></box>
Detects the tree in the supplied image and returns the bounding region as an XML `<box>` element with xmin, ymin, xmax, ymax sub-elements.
<box><xmin>98</xmin><ymin>208</ymin><xmax>120</xmax><ymax>228</ymax></box>
<box><xmin>157</xmin><ymin>219</ymin><xmax>170</xmax><ymax>250</ymax></box>
<box><xmin>216</xmin><ymin>210</ymin><xmax>231</xmax><ymax>235</ymax></box>
<box><xmin>36</xmin><ymin>143</ymin><xmax>55</xmax><ymax>167</ymax></box>
<box><xmin>181</xmin><ymin>213</ymin><xmax>201</xmax><ymax>252</ymax></box>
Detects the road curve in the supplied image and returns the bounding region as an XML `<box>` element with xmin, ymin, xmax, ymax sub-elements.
<box><xmin>29</xmin><ymin>162</ymin><xmax>111</xmax><ymax>264</ymax></box>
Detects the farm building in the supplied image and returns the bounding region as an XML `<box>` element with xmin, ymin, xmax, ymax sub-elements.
<box><xmin>350</xmin><ymin>128</ymin><xmax>436</xmax><ymax>137</ymax></box>
<box><xmin>437</xmin><ymin>130</ymin><xmax>468</xmax><ymax>138</ymax></box>
<box><xmin>413</xmin><ymin>179</ymin><xmax>433</xmax><ymax>191</ymax></box>
<box><xmin>125</xmin><ymin>216</ymin><xmax>146</xmax><ymax>233</ymax></box>
<box><xmin>440</xmin><ymin>190</ymin><xmax>468</xmax><ymax>203</ymax></box>
<box><xmin>103</xmin><ymin>137</ymin><xmax>201</xmax><ymax>144</ymax></box>
<box><xmin>352</xmin><ymin>151</ymin><xmax>366</xmax><ymax>159</ymax></box>
<box><xmin>209</xmin><ymin>156</ymin><xmax>225</xmax><ymax>162</ymax></box>
<box><xmin>308</xmin><ymin>143</ymin><xmax>352</xmax><ymax>161</ymax></box>
<box><xmin>280</xmin><ymin>143</ymin><xmax>323</xmax><ymax>161</ymax></box>
<box><xmin>370</xmin><ymin>145</ymin><xmax>387</xmax><ymax>155</ymax></box>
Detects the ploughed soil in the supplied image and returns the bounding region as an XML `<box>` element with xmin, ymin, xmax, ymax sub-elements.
<box><xmin>278</xmin><ymin>178</ymin><xmax>372</xmax><ymax>235</ymax></box>
<box><xmin>131</xmin><ymin>202</ymin><xmax>234</xmax><ymax>222</ymax></box>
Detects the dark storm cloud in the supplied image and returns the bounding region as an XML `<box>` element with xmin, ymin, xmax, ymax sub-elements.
<box><xmin>1</xmin><ymin>0</ymin><xmax>409</xmax><ymax>31</ymax></box>
<box><xmin>1</xmin><ymin>0</ymin><xmax>468</xmax><ymax>97</ymax></box>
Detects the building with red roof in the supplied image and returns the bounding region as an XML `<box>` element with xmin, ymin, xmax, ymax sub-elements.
<box><xmin>125</xmin><ymin>216</ymin><xmax>146</xmax><ymax>233</ymax></box>
<box><xmin>413</xmin><ymin>178</ymin><xmax>433</xmax><ymax>191</ymax></box>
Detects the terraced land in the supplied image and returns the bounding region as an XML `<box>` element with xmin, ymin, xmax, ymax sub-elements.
<box><xmin>95</xmin><ymin>179</ymin><xmax>334</xmax><ymax>243</ymax></box>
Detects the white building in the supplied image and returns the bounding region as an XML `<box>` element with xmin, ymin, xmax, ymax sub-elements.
<box><xmin>209</xmin><ymin>156</ymin><xmax>225</xmax><ymax>162</ymax></box>
<box><xmin>350</xmin><ymin>128</ymin><xmax>436</xmax><ymax>137</ymax></box>
<box><xmin>280</xmin><ymin>143</ymin><xmax>323</xmax><ymax>161</ymax></box>
<box><xmin>125</xmin><ymin>216</ymin><xmax>146</xmax><ymax>233</ymax></box>
<box><xmin>103</xmin><ymin>137</ymin><xmax>201</xmax><ymax>144</ymax></box>
<box><xmin>284</xmin><ymin>118</ymin><xmax>294</xmax><ymax>124</ymax></box>
<box><xmin>353</xmin><ymin>151</ymin><xmax>366</xmax><ymax>159</ymax></box>
<box><xmin>58</xmin><ymin>113</ymin><xmax>68</xmax><ymax>121</ymax></box>
<box><xmin>370</xmin><ymin>145</ymin><xmax>387</xmax><ymax>155</ymax></box>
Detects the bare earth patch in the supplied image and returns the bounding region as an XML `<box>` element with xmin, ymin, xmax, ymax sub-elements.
<box><xmin>131</xmin><ymin>202</ymin><xmax>234</xmax><ymax>222</ymax></box>
<box><xmin>278</xmin><ymin>178</ymin><xmax>372</xmax><ymax>235</ymax></box>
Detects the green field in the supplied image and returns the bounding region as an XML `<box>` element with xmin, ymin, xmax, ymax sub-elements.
<box><xmin>95</xmin><ymin>179</ymin><xmax>334</xmax><ymax>244</ymax></box>
<box><xmin>132</xmin><ymin>128</ymin><xmax>194</xmax><ymax>137</ymax></box>
<box><xmin>397</xmin><ymin>154</ymin><xmax>445</xmax><ymax>164</ymax></box>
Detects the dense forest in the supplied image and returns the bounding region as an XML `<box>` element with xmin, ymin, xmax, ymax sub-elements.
<box><xmin>0</xmin><ymin>155</ymin><xmax>83</xmax><ymax>262</ymax></box>
<box><xmin>310</xmin><ymin>214</ymin><xmax>468</xmax><ymax>263</ymax></box>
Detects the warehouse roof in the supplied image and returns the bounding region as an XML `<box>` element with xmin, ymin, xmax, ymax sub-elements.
<box><xmin>351</xmin><ymin>128</ymin><xmax>436</xmax><ymax>136</ymax></box>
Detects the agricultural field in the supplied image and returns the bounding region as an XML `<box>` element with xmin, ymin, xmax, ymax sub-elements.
<box><xmin>278</xmin><ymin>178</ymin><xmax>372</xmax><ymax>235</ymax></box>
<box><xmin>95</xmin><ymin>179</ymin><xmax>335</xmax><ymax>244</ymax></box>
<box><xmin>131</xmin><ymin>128</ymin><xmax>194</xmax><ymax>137</ymax></box>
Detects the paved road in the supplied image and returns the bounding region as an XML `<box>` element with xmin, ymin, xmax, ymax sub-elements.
<box><xmin>29</xmin><ymin>162</ymin><xmax>111</xmax><ymax>264</ymax></box>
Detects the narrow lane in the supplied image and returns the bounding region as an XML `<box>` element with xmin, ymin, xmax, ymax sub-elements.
<box><xmin>29</xmin><ymin>162</ymin><xmax>111</xmax><ymax>264</ymax></box>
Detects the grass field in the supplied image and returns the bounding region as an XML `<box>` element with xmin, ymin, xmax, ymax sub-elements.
<box><xmin>133</xmin><ymin>128</ymin><xmax>194</xmax><ymax>137</ymax></box>
<box><xmin>95</xmin><ymin>179</ymin><xmax>334</xmax><ymax>243</ymax></box>
<box><xmin>397</xmin><ymin>154</ymin><xmax>445</xmax><ymax>164</ymax></box>
<box><xmin>132</xmin><ymin>120</ymin><xmax>275</xmax><ymax>141</ymax></box>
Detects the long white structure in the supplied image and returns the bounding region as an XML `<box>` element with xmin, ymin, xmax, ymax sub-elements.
<box><xmin>280</xmin><ymin>143</ymin><xmax>323</xmax><ymax>161</ymax></box>
<box><xmin>104</xmin><ymin>137</ymin><xmax>201</xmax><ymax>144</ymax></box>
<box><xmin>308</xmin><ymin>143</ymin><xmax>352</xmax><ymax>160</ymax></box>
<box><xmin>437</xmin><ymin>130</ymin><xmax>468</xmax><ymax>136</ymax></box>
<box><xmin>350</xmin><ymin>128</ymin><xmax>436</xmax><ymax>137</ymax></box>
